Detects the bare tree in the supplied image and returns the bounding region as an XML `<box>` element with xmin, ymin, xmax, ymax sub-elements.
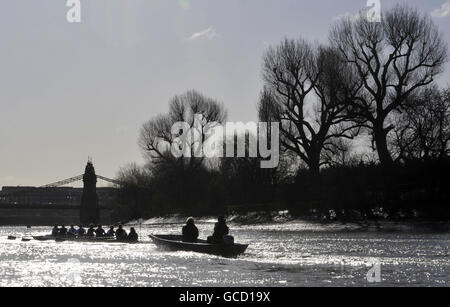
<box><xmin>139</xmin><ymin>90</ymin><xmax>227</xmax><ymax>169</ymax></box>
<box><xmin>260</xmin><ymin>39</ymin><xmax>359</xmax><ymax>175</ymax></box>
<box><xmin>321</xmin><ymin>137</ymin><xmax>354</xmax><ymax>167</ymax></box>
<box><xmin>392</xmin><ymin>86</ymin><xmax>450</xmax><ymax>162</ymax></box>
<box><xmin>330</xmin><ymin>4</ymin><xmax>448</xmax><ymax>167</ymax></box>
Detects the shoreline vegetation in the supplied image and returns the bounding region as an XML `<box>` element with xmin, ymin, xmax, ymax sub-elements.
<box><xmin>114</xmin><ymin>160</ymin><xmax>450</xmax><ymax>225</ymax></box>
<box><xmin>112</xmin><ymin>5</ymin><xmax>449</xmax><ymax>225</ymax></box>
<box><xmin>125</xmin><ymin>213</ymin><xmax>450</xmax><ymax>233</ymax></box>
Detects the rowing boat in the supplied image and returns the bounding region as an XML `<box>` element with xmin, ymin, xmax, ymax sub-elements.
<box><xmin>32</xmin><ymin>235</ymin><xmax>137</xmax><ymax>244</ymax></box>
<box><xmin>32</xmin><ymin>235</ymin><xmax>55</xmax><ymax>241</ymax></box>
<box><xmin>149</xmin><ymin>234</ymin><xmax>248</xmax><ymax>257</ymax></box>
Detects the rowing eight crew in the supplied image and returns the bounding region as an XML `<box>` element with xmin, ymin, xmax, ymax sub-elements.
<box><xmin>51</xmin><ymin>224</ymin><xmax>138</xmax><ymax>242</ymax></box>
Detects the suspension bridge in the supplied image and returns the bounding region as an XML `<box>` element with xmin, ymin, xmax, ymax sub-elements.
<box><xmin>39</xmin><ymin>174</ymin><xmax>122</xmax><ymax>188</ymax></box>
<box><xmin>0</xmin><ymin>174</ymin><xmax>122</xmax><ymax>200</ymax></box>
<box><xmin>0</xmin><ymin>157</ymin><xmax>123</xmax><ymax>204</ymax></box>
<box><xmin>0</xmin><ymin>163</ymin><xmax>121</xmax><ymax>225</ymax></box>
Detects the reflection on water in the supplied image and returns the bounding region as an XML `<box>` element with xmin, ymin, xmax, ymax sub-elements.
<box><xmin>0</xmin><ymin>221</ymin><xmax>448</xmax><ymax>287</ymax></box>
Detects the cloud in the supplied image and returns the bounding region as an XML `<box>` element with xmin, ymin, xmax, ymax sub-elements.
<box><xmin>188</xmin><ymin>27</ymin><xmax>217</xmax><ymax>41</ymax></box>
<box><xmin>431</xmin><ymin>2</ymin><xmax>450</xmax><ymax>18</ymax></box>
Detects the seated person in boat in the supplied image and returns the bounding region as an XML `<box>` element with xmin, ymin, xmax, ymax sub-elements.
<box><xmin>51</xmin><ymin>225</ymin><xmax>60</xmax><ymax>236</ymax></box>
<box><xmin>106</xmin><ymin>226</ymin><xmax>115</xmax><ymax>237</ymax></box>
<box><xmin>86</xmin><ymin>224</ymin><xmax>96</xmax><ymax>237</ymax></box>
<box><xmin>59</xmin><ymin>225</ymin><xmax>68</xmax><ymax>236</ymax></box>
<box><xmin>207</xmin><ymin>216</ymin><xmax>229</xmax><ymax>244</ymax></box>
<box><xmin>95</xmin><ymin>225</ymin><xmax>106</xmax><ymax>238</ymax></box>
<box><xmin>127</xmin><ymin>227</ymin><xmax>138</xmax><ymax>242</ymax></box>
<box><xmin>76</xmin><ymin>225</ymin><xmax>86</xmax><ymax>236</ymax></box>
<box><xmin>115</xmin><ymin>225</ymin><xmax>128</xmax><ymax>241</ymax></box>
<box><xmin>182</xmin><ymin>217</ymin><xmax>199</xmax><ymax>243</ymax></box>
<box><xmin>67</xmin><ymin>225</ymin><xmax>77</xmax><ymax>237</ymax></box>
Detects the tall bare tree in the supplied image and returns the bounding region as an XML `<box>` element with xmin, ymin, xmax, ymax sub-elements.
<box><xmin>139</xmin><ymin>90</ymin><xmax>227</xmax><ymax>169</ymax></box>
<box><xmin>330</xmin><ymin>4</ymin><xmax>448</xmax><ymax>167</ymax></box>
<box><xmin>392</xmin><ymin>86</ymin><xmax>450</xmax><ymax>162</ymax></box>
<box><xmin>260</xmin><ymin>39</ymin><xmax>359</xmax><ymax>174</ymax></box>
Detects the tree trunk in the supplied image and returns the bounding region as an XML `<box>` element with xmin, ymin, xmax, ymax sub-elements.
<box><xmin>308</xmin><ymin>153</ymin><xmax>321</xmax><ymax>177</ymax></box>
<box><xmin>374</xmin><ymin>125</ymin><xmax>394</xmax><ymax>169</ymax></box>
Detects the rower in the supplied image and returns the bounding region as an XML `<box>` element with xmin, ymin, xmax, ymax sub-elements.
<box><xmin>95</xmin><ymin>225</ymin><xmax>106</xmax><ymax>238</ymax></box>
<box><xmin>115</xmin><ymin>225</ymin><xmax>127</xmax><ymax>241</ymax></box>
<box><xmin>86</xmin><ymin>224</ymin><xmax>96</xmax><ymax>237</ymax></box>
<box><xmin>51</xmin><ymin>225</ymin><xmax>59</xmax><ymax>236</ymax></box>
<box><xmin>128</xmin><ymin>227</ymin><xmax>138</xmax><ymax>242</ymax></box>
<box><xmin>68</xmin><ymin>225</ymin><xmax>77</xmax><ymax>237</ymax></box>
<box><xmin>77</xmin><ymin>225</ymin><xmax>86</xmax><ymax>236</ymax></box>
<box><xmin>106</xmin><ymin>226</ymin><xmax>115</xmax><ymax>237</ymax></box>
<box><xmin>182</xmin><ymin>217</ymin><xmax>199</xmax><ymax>243</ymax></box>
<box><xmin>59</xmin><ymin>225</ymin><xmax>68</xmax><ymax>236</ymax></box>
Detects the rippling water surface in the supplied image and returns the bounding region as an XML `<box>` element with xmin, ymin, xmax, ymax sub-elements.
<box><xmin>0</xmin><ymin>221</ymin><xmax>448</xmax><ymax>287</ymax></box>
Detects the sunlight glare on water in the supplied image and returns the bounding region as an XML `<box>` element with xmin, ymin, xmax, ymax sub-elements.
<box><xmin>0</xmin><ymin>221</ymin><xmax>448</xmax><ymax>287</ymax></box>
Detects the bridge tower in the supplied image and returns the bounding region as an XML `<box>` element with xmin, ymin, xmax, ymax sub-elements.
<box><xmin>80</xmin><ymin>160</ymin><xmax>100</xmax><ymax>225</ymax></box>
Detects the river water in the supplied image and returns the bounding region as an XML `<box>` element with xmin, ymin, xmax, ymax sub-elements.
<box><xmin>0</xmin><ymin>220</ymin><xmax>448</xmax><ymax>287</ymax></box>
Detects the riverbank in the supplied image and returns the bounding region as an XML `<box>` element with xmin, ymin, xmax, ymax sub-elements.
<box><xmin>126</xmin><ymin>211</ymin><xmax>450</xmax><ymax>233</ymax></box>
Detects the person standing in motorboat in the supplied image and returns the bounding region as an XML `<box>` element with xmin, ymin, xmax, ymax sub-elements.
<box><xmin>182</xmin><ymin>217</ymin><xmax>199</xmax><ymax>243</ymax></box>
<box><xmin>207</xmin><ymin>216</ymin><xmax>230</xmax><ymax>244</ymax></box>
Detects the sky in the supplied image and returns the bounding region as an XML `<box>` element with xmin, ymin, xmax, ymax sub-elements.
<box><xmin>0</xmin><ymin>0</ymin><xmax>449</xmax><ymax>187</ymax></box>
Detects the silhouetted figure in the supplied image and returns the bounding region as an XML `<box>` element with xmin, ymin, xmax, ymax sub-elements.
<box><xmin>128</xmin><ymin>227</ymin><xmax>138</xmax><ymax>242</ymax></box>
<box><xmin>59</xmin><ymin>225</ymin><xmax>68</xmax><ymax>236</ymax></box>
<box><xmin>86</xmin><ymin>224</ymin><xmax>95</xmax><ymax>237</ymax></box>
<box><xmin>59</xmin><ymin>225</ymin><xmax>67</xmax><ymax>236</ymax></box>
<box><xmin>208</xmin><ymin>216</ymin><xmax>229</xmax><ymax>244</ymax></box>
<box><xmin>80</xmin><ymin>161</ymin><xmax>100</xmax><ymax>225</ymax></box>
<box><xmin>52</xmin><ymin>225</ymin><xmax>59</xmax><ymax>236</ymax></box>
<box><xmin>77</xmin><ymin>225</ymin><xmax>86</xmax><ymax>236</ymax></box>
<box><xmin>182</xmin><ymin>217</ymin><xmax>199</xmax><ymax>243</ymax></box>
<box><xmin>115</xmin><ymin>225</ymin><xmax>127</xmax><ymax>241</ymax></box>
<box><xmin>68</xmin><ymin>225</ymin><xmax>77</xmax><ymax>237</ymax></box>
<box><xmin>95</xmin><ymin>225</ymin><xmax>106</xmax><ymax>238</ymax></box>
<box><xmin>106</xmin><ymin>226</ymin><xmax>115</xmax><ymax>237</ymax></box>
